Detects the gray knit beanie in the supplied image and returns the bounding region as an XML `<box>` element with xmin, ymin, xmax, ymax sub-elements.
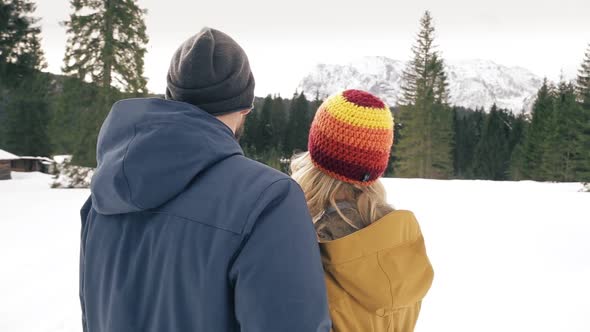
<box><xmin>165</xmin><ymin>28</ymin><xmax>255</xmax><ymax>115</ymax></box>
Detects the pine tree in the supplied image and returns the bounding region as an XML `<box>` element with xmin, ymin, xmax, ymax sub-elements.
<box><xmin>508</xmin><ymin>113</ymin><xmax>528</xmax><ymax>180</ymax></box>
<box><xmin>431</xmin><ymin>93</ymin><xmax>454</xmax><ymax>178</ymax></box>
<box><xmin>453</xmin><ymin>107</ymin><xmax>485</xmax><ymax>178</ymax></box>
<box><xmin>240</xmin><ymin>104</ymin><xmax>259</xmax><ymax>154</ymax></box>
<box><xmin>239</xmin><ymin>95</ymin><xmax>289</xmax><ymax>169</ymax></box>
<box><xmin>270</xmin><ymin>95</ymin><xmax>287</xmax><ymax>153</ymax></box>
<box><xmin>284</xmin><ymin>92</ymin><xmax>310</xmax><ymax>155</ymax></box>
<box><xmin>63</xmin><ymin>0</ymin><xmax>148</xmax><ymax>96</ymax></box>
<box><xmin>542</xmin><ymin>81</ymin><xmax>583</xmax><ymax>181</ymax></box>
<box><xmin>0</xmin><ymin>0</ymin><xmax>50</xmax><ymax>156</ymax></box>
<box><xmin>385</xmin><ymin>108</ymin><xmax>401</xmax><ymax>176</ymax></box>
<box><xmin>575</xmin><ymin>44</ymin><xmax>590</xmax><ymax>181</ymax></box>
<box><xmin>255</xmin><ymin>95</ymin><xmax>274</xmax><ymax>152</ymax></box>
<box><xmin>4</xmin><ymin>75</ymin><xmax>51</xmax><ymax>156</ymax></box>
<box><xmin>0</xmin><ymin>0</ymin><xmax>45</xmax><ymax>82</ymax></box>
<box><xmin>472</xmin><ymin>104</ymin><xmax>511</xmax><ymax>180</ymax></box>
<box><xmin>394</xmin><ymin>11</ymin><xmax>454</xmax><ymax>179</ymax></box>
<box><xmin>522</xmin><ymin>79</ymin><xmax>555</xmax><ymax>180</ymax></box>
<box><xmin>577</xmin><ymin>44</ymin><xmax>590</xmax><ymax>109</ymax></box>
<box><xmin>62</xmin><ymin>0</ymin><xmax>149</xmax><ymax>166</ymax></box>
<box><xmin>49</xmin><ymin>76</ymin><xmax>100</xmax><ymax>154</ymax></box>
<box><xmin>308</xmin><ymin>91</ymin><xmax>323</xmax><ymax>126</ymax></box>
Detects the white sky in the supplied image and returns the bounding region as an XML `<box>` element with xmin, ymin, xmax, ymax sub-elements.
<box><xmin>37</xmin><ymin>0</ymin><xmax>589</xmax><ymax>96</ymax></box>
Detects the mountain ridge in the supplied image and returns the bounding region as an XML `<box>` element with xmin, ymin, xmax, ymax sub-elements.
<box><xmin>297</xmin><ymin>57</ymin><xmax>544</xmax><ymax>112</ymax></box>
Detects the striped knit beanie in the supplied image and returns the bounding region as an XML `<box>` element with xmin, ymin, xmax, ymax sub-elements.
<box><xmin>308</xmin><ymin>89</ymin><xmax>394</xmax><ymax>186</ymax></box>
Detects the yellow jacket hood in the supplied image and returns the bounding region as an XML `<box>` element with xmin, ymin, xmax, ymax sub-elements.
<box><xmin>320</xmin><ymin>210</ymin><xmax>433</xmax><ymax>331</ymax></box>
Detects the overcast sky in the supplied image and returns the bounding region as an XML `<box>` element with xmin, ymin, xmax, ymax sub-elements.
<box><xmin>37</xmin><ymin>0</ymin><xmax>589</xmax><ymax>96</ymax></box>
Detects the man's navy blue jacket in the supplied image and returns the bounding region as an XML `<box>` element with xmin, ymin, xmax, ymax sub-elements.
<box><xmin>80</xmin><ymin>98</ymin><xmax>331</xmax><ymax>332</ymax></box>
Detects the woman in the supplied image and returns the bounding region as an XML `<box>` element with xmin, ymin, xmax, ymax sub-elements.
<box><xmin>291</xmin><ymin>89</ymin><xmax>434</xmax><ymax>332</ymax></box>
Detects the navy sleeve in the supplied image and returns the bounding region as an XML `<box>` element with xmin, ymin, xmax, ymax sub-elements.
<box><xmin>79</xmin><ymin>196</ymin><xmax>92</xmax><ymax>332</ymax></box>
<box><xmin>230</xmin><ymin>179</ymin><xmax>331</xmax><ymax>332</ymax></box>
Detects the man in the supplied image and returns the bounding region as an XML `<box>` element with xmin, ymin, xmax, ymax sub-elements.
<box><xmin>79</xmin><ymin>27</ymin><xmax>331</xmax><ymax>332</ymax></box>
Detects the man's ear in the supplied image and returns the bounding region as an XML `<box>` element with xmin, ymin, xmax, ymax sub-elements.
<box><xmin>240</xmin><ymin>109</ymin><xmax>252</xmax><ymax>115</ymax></box>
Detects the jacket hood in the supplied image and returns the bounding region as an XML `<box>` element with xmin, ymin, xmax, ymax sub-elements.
<box><xmin>320</xmin><ymin>210</ymin><xmax>434</xmax><ymax>316</ymax></box>
<box><xmin>91</xmin><ymin>98</ymin><xmax>243</xmax><ymax>215</ymax></box>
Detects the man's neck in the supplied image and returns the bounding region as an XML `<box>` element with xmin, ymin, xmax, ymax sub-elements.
<box><xmin>215</xmin><ymin>113</ymin><xmax>239</xmax><ymax>134</ymax></box>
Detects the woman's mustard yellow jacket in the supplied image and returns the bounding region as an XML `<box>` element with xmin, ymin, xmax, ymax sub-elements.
<box><xmin>319</xmin><ymin>210</ymin><xmax>434</xmax><ymax>332</ymax></box>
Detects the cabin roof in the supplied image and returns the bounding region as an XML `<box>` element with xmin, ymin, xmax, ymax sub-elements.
<box><xmin>0</xmin><ymin>149</ymin><xmax>19</xmax><ymax>161</ymax></box>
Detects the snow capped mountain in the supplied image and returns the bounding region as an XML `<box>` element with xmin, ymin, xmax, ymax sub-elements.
<box><xmin>297</xmin><ymin>57</ymin><xmax>543</xmax><ymax>112</ymax></box>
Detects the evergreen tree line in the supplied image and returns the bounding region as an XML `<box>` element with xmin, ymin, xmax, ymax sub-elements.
<box><xmin>240</xmin><ymin>92</ymin><xmax>321</xmax><ymax>171</ymax></box>
<box><xmin>386</xmin><ymin>11</ymin><xmax>590</xmax><ymax>182</ymax></box>
<box><xmin>451</xmin><ymin>73</ymin><xmax>590</xmax><ymax>182</ymax></box>
<box><xmin>516</xmin><ymin>78</ymin><xmax>590</xmax><ymax>182</ymax></box>
<box><xmin>239</xmin><ymin>85</ymin><xmax>590</xmax><ymax>182</ymax></box>
<box><xmin>1</xmin><ymin>4</ymin><xmax>589</xmax><ymax>182</ymax></box>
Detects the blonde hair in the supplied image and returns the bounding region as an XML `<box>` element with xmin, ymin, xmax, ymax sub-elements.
<box><xmin>290</xmin><ymin>152</ymin><xmax>393</xmax><ymax>229</ymax></box>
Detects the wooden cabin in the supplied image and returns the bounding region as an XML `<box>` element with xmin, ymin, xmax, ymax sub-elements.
<box><xmin>0</xmin><ymin>150</ymin><xmax>54</xmax><ymax>179</ymax></box>
<box><xmin>0</xmin><ymin>149</ymin><xmax>19</xmax><ymax>180</ymax></box>
<box><xmin>10</xmin><ymin>157</ymin><xmax>53</xmax><ymax>173</ymax></box>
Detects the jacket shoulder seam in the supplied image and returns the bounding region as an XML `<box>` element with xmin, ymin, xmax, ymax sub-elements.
<box><xmin>144</xmin><ymin>210</ymin><xmax>243</xmax><ymax>235</ymax></box>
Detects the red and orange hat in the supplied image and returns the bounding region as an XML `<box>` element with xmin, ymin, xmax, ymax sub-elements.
<box><xmin>308</xmin><ymin>89</ymin><xmax>394</xmax><ymax>186</ymax></box>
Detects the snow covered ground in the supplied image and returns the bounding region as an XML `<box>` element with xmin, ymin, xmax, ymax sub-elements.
<box><xmin>383</xmin><ymin>178</ymin><xmax>590</xmax><ymax>332</ymax></box>
<box><xmin>1</xmin><ymin>172</ymin><xmax>589</xmax><ymax>332</ymax></box>
<box><xmin>0</xmin><ymin>172</ymin><xmax>88</xmax><ymax>332</ymax></box>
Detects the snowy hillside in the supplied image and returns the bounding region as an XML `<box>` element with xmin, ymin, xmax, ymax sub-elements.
<box><xmin>298</xmin><ymin>57</ymin><xmax>543</xmax><ymax>112</ymax></box>
<box><xmin>1</xmin><ymin>172</ymin><xmax>589</xmax><ymax>332</ymax></box>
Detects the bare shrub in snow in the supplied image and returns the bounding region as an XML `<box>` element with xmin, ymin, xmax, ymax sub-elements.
<box><xmin>51</xmin><ymin>155</ymin><xmax>94</xmax><ymax>189</ymax></box>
